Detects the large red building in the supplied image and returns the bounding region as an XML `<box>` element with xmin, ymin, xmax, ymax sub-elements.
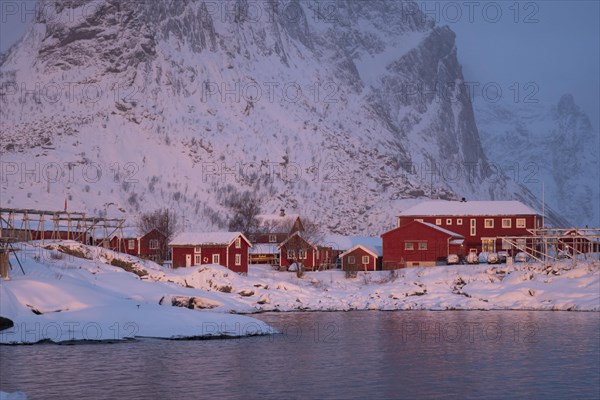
<box><xmin>394</xmin><ymin>200</ymin><xmax>542</xmax><ymax>259</ymax></box>
<box><xmin>169</xmin><ymin>232</ymin><xmax>251</xmax><ymax>273</ymax></box>
<box><xmin>381</xmin><ymin>221</ymin><xmax>465</xmax><ymax>268</ymax></box>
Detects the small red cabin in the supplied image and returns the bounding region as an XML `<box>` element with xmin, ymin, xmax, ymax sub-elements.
<box><xmin>339</xmin><ymin>244</ymin><xmax>382</xmax><ymax>271</ymax></box>
<box><xmin>381</xmin><ymin>220</ymin><xmax>464</xmax><ymax>268</ymax></box>
<box><xmin>169</xmin><ymin>232</ymin><xmax>251</xmax><ymax>273</ymax></box>
<box><xmin>277</xmin><ymin>232</ymin><xmax>333</xmax><ymax>271</ymax></box>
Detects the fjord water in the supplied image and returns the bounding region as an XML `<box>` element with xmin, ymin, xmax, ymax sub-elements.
<box><xmin>1</xmin><ymin>311</ymin><xmax>598</xmax><ymax>399</ymax></box>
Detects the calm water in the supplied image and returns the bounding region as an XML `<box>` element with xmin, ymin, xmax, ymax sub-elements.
<box><xmin>1</xmin><ymin>311</ymin><xmax>598</xmax><ymax>399</ymax></box>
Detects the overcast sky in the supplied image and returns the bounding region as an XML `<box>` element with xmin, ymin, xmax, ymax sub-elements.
<box><xmin>1</xmin><ymin>0</ymin><xmax>598</xmax><ymax>127</ymax></box>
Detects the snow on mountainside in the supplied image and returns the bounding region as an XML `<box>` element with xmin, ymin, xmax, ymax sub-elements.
<box><xmin>476</xmin><ymin>94</ymin><xmax>600</xmax><ymax>227</ymax></box>
<box><xmin>0</xmin><ymin>0</ymin><xmax>562</xmax><ymax>233</ymax></box>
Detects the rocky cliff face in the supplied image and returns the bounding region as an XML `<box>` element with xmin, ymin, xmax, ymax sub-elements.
<box><xmin>0</xmin><ymin>0</ymin><xmax>559</xmax><ymax>232</ymax></box>
<box><xmin>477</xmin><ymin>94</ymin><xmax>599</xmax><ymax>227</ymax></box>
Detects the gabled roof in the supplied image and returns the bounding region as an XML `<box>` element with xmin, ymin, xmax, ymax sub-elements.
<box><xmin>398</xmin><ymin>200</ymin><xmax>539</xmax><ymax>217</ymax></box>
<box><xmin>169</xmin><ymin>232</ymin><xmax>251</xmax><ymax>247</ymax></box>
<box><xmin>339</xmin><ymin>244</ymin><xmax>383</xmax><ymax>259</ymax></box>
<box><xmin>381</xmin><ymin>220</ymin><xmax>463</xmax><ymax>239</ymax></box>
<box><xmin>277</xmin><ymin>231</ymin><xmax>317</xmax><ymax>250</ymax></box>
<box><xmin>420</xmin><ymin>222</ymin><xmax>464</xmax><ymax>238</ymax></box>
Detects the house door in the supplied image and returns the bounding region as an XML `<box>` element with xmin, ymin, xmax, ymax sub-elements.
<box><xmin>185</xmin><ymin>254</ymin><xmax>192</xmax><ymax>267</ymax></box>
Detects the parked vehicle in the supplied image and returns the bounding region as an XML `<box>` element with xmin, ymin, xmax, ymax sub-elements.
<box><xmin>466</xmin><ymin>252</ymin><xmax>479</xmax><ymax>264</ymax></box>
<box><xmin>497</xmin><ymin>251</ymin><xmax>509</xmax><ymax>263</ymax></box>
<box><xmin>447</xmin><ymin>254</ymin><xmax>460</xmax><ymax>265</ymax></box>
<box><xmin>479</xmin><ymin>252</ymin><xmax>489</xmax><ymax>263</ymax></box>
<box><xmin>514</xmin><ymin>252</ymin><xmax>529</xmax><ymax>263</ymax></box>
<box><xmin>486</xmin><ymin>252</ymin><xmax>500</xmax><ymax>264</ymax></box>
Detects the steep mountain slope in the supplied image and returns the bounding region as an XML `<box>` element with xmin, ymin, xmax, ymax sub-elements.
<box><xmin>0</xmin><ymin>0</ymin><xmax>557</xmax><ymax>233</ymax></box>
<box><xmin>476</xmin><ymin>94</ymin><xmax>599</xmax><ymax>227</ymax></box>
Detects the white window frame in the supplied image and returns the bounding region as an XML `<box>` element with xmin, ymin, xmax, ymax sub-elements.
<box><xmin>446</xmin><ymin>218</ymin><xmax>452</xmax><ymax>225</ymax></box>
<box><xmin>128</xmin><ymin>239</ymin><xmax>135</xmax><ymax>250</ymax></box>
<box><xmin>195</xmin><ymin>255</ymin><xmax>201</xmax><ymax>264</ymax></box>
<box><xmin>287</xmin><ymin>249</ymin><xmax>295</xmax><ymax>259</ymax></box>
<box><xmin>457</xmin><ymin>219</ymin><xmax>463</xmax><ymax>225</ymax></box>
<box><xmin>405</xmin><ymin>242</ymin><xmax>414</xmax><ymax>250</ymax></box>
<box><xmin>516</xmin><ymin>218</ymin><xmax>526</xmax><ymax>228</ymax></box>
<box><xmin>212</xmin><ymin>254</ymin><xmax>220</xmax><ymax>264</ymax></box>
<box><xmin>435</xmin><ymin>219</ymin><xmax>442</xmax><ymax>225</ymax></box>
<box><xmin>502</xmin><ymin>218</ymin><xmax>512</xmax><ymax>228</ymax></box>
<box><xmin>235</xmin><ymin>237</ymin><xmax>241</xmax><ymax>248</ymax></box>
<box><xmin>269</xmin><ymin>234</ymin><xmax>277</xmax><ymax>243</ymax></box>
<box><xmin>470</xmin><ymin>219</ymin><xmax>476</xmax><ymax>236</ymax></box>
<box><xmin>418</xmin><ymin>242</ymin><xmax>427</xmax><ymax>250</ymax></box>
<box><xmin>235</xmin><ymin>254</ymin><xmax>241</xmax><ymax>266</ymax></box>
<box><xmin>298</xmin><ymin>249</ymin><xmax>307</xmax><ymax>260</ymax></box>
<box><xmin>362</xmin><ymin>255</ymin><xmax>369</xmax><ymax>264</ymax></box>
<box><xmin>484</xmin><ymin>219</ymin><xmax>494</xmax><ymax>228</ymax></box>
<box><xmin>149</xmin><ymin>239</ymin><xmax>159</xmax><ymax>250</ymax></box>
<box><xmin>194</xmin><ymin>246</ymin><xmax>201</xmax><ymax>253</ymax></box>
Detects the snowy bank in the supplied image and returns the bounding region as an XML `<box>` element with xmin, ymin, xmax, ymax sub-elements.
<box><xmin>1</xmin><ymin>241</ymin><xmax>598</xmax><ymax>344</ymax></box>
<box><xmin>0</xmin><ymin>242</ymin><xmax>275</xmax><ymax>344</ymax></box>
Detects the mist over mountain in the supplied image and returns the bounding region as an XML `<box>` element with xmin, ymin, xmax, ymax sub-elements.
<box><xmin>476</xmin><ymin>94</ymin><xmax>599</xmax><ymax>227</ymax></box>
<box><xmin>0</xmin><ymin>0</ymin><xmax>568</xmax><ymax>232</ymax></box>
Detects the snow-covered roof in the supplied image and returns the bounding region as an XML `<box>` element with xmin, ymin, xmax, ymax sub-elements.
<box><xmin>339</xmin><ymin>244</ymin><xmax>383</xmax><ymax>258</ymax></box>
<box><xmin>398</xmin><ymin>200</ymin><xmax>539</xmax><ymax>217</ymax></box>
<box><xmin>277</xmin><ymin>231</ymin><xmax>317</xmax><ymax>249</ymax></box>
<box><xmin>249</xmin><ymin>243</ymin><xmax>280</xmax><ymax>255</ymax></box>
<box><xmin>420</xmin><ymin>222</ymin><xmax>464</xmax><ymax>238</ymax></box>
<box><xmin>323</xmin><ymin>235</ymin><xmax>382</xmax><ymax>251</ymax></box>
<box><xmin>169</xmin><ymin>232</ymin><xmax>249</xmax><ymax>247</ymax></box>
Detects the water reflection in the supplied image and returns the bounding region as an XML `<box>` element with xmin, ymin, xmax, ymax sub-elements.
<box><xmin>1</xmin><ymin>311</ymin><xmax>598</xmax><ymax>399</ymax></box>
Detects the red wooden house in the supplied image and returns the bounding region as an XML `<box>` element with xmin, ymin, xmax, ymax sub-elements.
<box><xmin>339</xmin><ymin>241</ymin><xmax>382</xmax><ymax>272</ymax></box>
<box><xmin>277</xmin><ymin>232</ymin><xmax>333</xmax><ymax>271</ymax></box>
<box><xmin>169</xmin><ymin>232</ymin><xmax>251</xmax><ymax>273</ymax></box>
<box><xmin>396</xmin><ymin>200</ymin><xmax>542</xmax><ymax>256</ymax></box>
<box><xmin>97</xmin><ymin>228</ymin><xmax>167</xmax><ymax>262</ymax></box>
<box><xmin>382</xmin><ymin>220</ymin><xmax>464</xmax><ymax>268</ymax></box>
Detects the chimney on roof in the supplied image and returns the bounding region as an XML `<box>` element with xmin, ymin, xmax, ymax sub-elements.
<box><xmin>280</xmin><ymin>208</ymin><xmax>285</xmax><ymax>217</ymax></box>
<box><xmin>461</xmin><ymin>197</ymin><xmax>467</xmax><ymax>202</ymax></box>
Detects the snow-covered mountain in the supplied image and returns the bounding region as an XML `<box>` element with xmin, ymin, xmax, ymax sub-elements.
<box><xmin>0</xmin><ymin>0</ymin><xmax>565</xmax><ymax>233</ymax></box>
<box><xmin>476</xmin><ymin>94</ymin><xmax>599</xmax><ymax>227</ymax></box>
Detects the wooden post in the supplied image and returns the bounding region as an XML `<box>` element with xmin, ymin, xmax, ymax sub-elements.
<box><xmin>0</xmin><ymin>248</ymin><xmax>8</xmax><ymax>279</ymax></box>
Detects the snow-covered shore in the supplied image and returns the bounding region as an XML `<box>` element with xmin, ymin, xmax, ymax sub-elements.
<box><xmin>1</xmin><ymin>241</ymin><xmax>598</xmax><ymax>344</ymax></box>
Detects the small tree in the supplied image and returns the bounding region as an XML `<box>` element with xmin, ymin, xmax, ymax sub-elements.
<box><xmin>226</xmin><ymin>191</ymin><xmax>262</xmax><ymax>237</ymax></box>
<box><xmin>136</xmin><ymin>208</ymin><xmax>181</xmax><ymax>262</ymax></box>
